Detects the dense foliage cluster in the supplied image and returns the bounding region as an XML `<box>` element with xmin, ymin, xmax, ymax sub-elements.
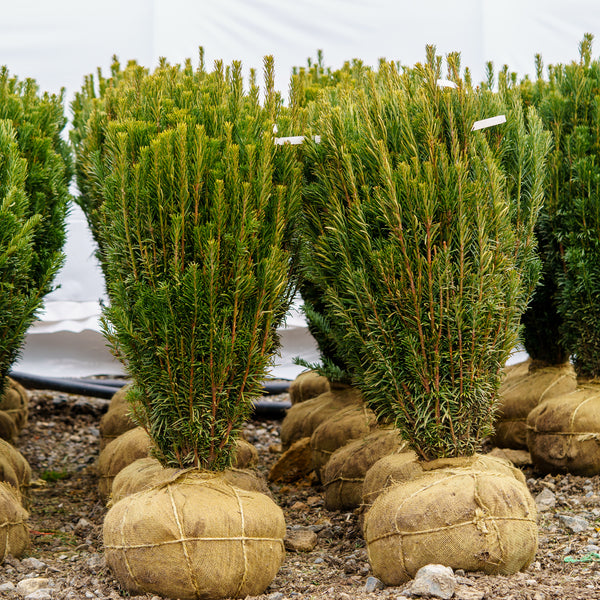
<box><xmin>298</xmin><ymin>49</ymin><xmax>550</xmax><ymax>459</ymax></box>
<box><xmin>72</xmin><ymin>55</ymin><xmax>301</xmax><ymax>470</ymax></box>
<box><xmin>0</xmin><ymin>69</ymin><xmax>71</xmax><ymax>387</ymax></box>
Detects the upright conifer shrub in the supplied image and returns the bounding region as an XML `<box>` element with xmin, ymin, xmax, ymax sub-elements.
<box><xmin>73</xmin><ymin>55</ymin><xmax>300</xmax><ymax>470</ymax></box>
<box><xmin>0</xmin><ymin>69</ymin><xmax>70</xmax><ymax>404</ymax></box>
<box><xmin>302</xmin><ymin>50</ymin><xmax>549</xmax><ymax>460</ymax></box>
<box><xmin>526</xmin><ymin>35</ymin><xmax>600</xmax><ymax>475</ymax></box>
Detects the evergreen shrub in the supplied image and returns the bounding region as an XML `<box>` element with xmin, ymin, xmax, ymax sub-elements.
<box><xmin>301</xmin><ymin>48</ymin><xmax>550</xmax><ymax>460</ymax></box>
<box><xmin>73</xmin><ymin>55</ymin><xmax>301</xmax><ymax>470</ymax></box>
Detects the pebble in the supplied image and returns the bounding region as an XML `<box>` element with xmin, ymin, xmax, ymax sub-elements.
<box><xmin>21</xmin><ymin>557</ymin><xmax>47</xmax><ymax>571</ymax></box>
<box><xmin>267</xmin><ymin>593</ymin><xmax>284</xmax><ymax>600</ymax></box>
<box><xmin>87</xmin><ymin>553</ymin><xmax>106</xmax><ymax>572</ymax></box>
<box><xmin>25</xmin><ymin>592</ymin><xmax>52</xmax><ymax>600</ymax></box>
<box><xmin>535</xmin><ymin>487</ymin><xmax>556</xmax><ymax>511</ymax></box>
<box><xmin>0</xmin><ymin>582</ymin><xmax>15</xmax><ymax>592</ymax></box>
<box><xmin>284</xmin><ymin>527</ymin><xmax>318</xmax><ymax>552</ymax></box>
<box><xmin>410</xmin><ymin>564</ymin><xmax>456</xmax><ymax>600</ymax></box>
<box><xmin>16</xmin><ymin>578</ymin><xmax>53</xmax><ymax>595</ymax></box>
<box><xmin>585</xmin><ymin>544</ymin><xmax>600</xmax><ymax>552</ymax></box>
<box><xmin>314</xmin><ymin>557</ymin><xmax>325</xmax><ymax>564</ymax></box>
<box><xmin>558</xmin><ymin>514</ymin><xmax>589</xmax><ymax>533</ymax></box>
<box><xmin>454</xmin><ymin>585</ymin><xmax>485</xmax><ymax>600</ymax></box>
<box><xmin>364</xmin><ymin>576</ymin><xmax>385</xmax><ymax>593</ymax></box>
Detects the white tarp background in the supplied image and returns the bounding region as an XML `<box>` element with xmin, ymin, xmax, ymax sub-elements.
<box><xmin>2</xmin><ymin>0</ymin><xmax>599</xmax><ymax>377</ymax></box>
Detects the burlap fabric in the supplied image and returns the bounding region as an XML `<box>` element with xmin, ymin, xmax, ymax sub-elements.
<box><xmin>0</xmin><ymin>482</ymin><xmax>29</xmax><ymax>562</ymax></box>
<box><xmin>0</xmin><ymin>378</ymin><xmax>28</xmax><ymax>433</ymax></box>
<box><xmin>289</xmin><ymin>371</ymin><xmax>330</xmax><ymax>405</ymax></box>
<box><xmin>104</xmin><ymin>471</ymin><xmax>286</xmax><ymax>600</ymax></box>
<box><xmin>98</xmin><ymin>427</ymin><xmax>154</xmax><ymax>500</ymax></box>
<box><xmin>280</xmin><ymin>385</ymin><xmax>363</xmax><ymax>450</ymax></box>
<box><xmin>310</xmin><ymin>404</ymin><xmax>377</xmax><ymax>479</ymax></box>
<box><xmin>363</xmin><ymin>462</ymin><xmax>538</xmax><ymax>584</ymax></box>
<box><xmin>0</xmin><ymin>439</ymin><xmax>31</xmax><ymax>507</ymax></box>
<box><xmin>361</xmin><ymin>453</ymin><xmax>526</xmax><ymax>509</ymax></box>
<box><xmin>322</xmin><ymin>428</ymin><xmax>406</xmax><ymax>511</ymax></box>
<box><xmin>99</xmin><ymin>427</ymin><xmax>258</xmax><ymax>500</ymax></box>
<box><xmin>494</xmin><ymin>361</ymin><xmax>576</xmax><ymax>449</ymax></box>
<box><xmin>100</xmin><ymin>401</ymin><xmax>137</xmax><ymax>450</ymax></box>
<box><xmin>0</xmin><ymin>412</ymin><xmax>17</xmax><ymax>444</ymax></box>
<box><xmin>111</xmin><ymin>457</ymin><xmax>269</xmax><ymax>504</ymax></box>
<box><xmin>527</xmin><ymin>383</ymin><xmax>600</xmax><ymax>475</ymax></box>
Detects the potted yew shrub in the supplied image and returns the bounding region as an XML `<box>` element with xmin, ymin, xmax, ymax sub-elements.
<box><xmin>302</xmin><ymin>48</ymin><xmax>549</xmax><ymax>582</ymax></box>
<box><xmin>526</xmin><ymin>35</ymin><xmax>600</xmax><ymax>475</ymax></box>
<box><xmin>73</xmin><ymin>54</ymin><xmax>300</xmax><ymax>600</ymax></box>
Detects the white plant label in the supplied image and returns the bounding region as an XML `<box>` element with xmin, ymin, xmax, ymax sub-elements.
<box><xmin>471</xmin><ymin>115</ymin><xmax>506</xmax><ymax>131</ymax></box>
<box><xmin>274</xmin><ymin>135</ymin><xmax>321</xmax><ymax>146</ymax></box>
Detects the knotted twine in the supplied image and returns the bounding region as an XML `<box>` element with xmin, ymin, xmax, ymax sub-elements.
<box><xmin>103</xmin><ymin>470</ymin><xmax>285</xmax><ymax>600</ymax></box>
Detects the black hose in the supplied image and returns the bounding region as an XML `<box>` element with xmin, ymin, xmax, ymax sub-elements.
<box><xmin>9</xmin><ymin>370</ymin><xmax>291</xmax><ymax>418</ymax></box>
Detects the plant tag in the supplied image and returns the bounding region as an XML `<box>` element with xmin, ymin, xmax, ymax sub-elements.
<box><xmin>437</xmin><ymin>79</ymin><xmax>458</xmax><ymax>89</ymax></box>
<box><xmin>274</xmin><ymin>135</ymin><xmax>321</xmax><ymax>146</ymax></box>
<box><xmin>471</xmin><ymin>115</ymin><xmax>506</xmax><ymax>131</ymax></box>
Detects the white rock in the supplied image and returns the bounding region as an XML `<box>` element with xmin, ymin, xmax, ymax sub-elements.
<box><xmin>410</xmin><ymin>564</ymin><xmax>456</xmax><ymax>599</ymax></box>
<box><xmin>0</xmin><ymin>582</ymin><xmax>16</xmax><ymax>592</ymax></box>
<box><xmin>16</xmin><ymin>578</ymin><xmax>53</xmax><ymax>595</ymax></box>
<box><xmin>535</xmin><ymin>487</ymin><xmax>556</xmax><ymax>511</ymax></box>
<box><xmin>21</xmin><ymin>557</ymin><xmax>47</xmax><ymax>571</ymax></box>
<box><xmin>25</xmin><ymin>591</ymin><xmax>52</xmax><ymax>600</ymax></box>
<box><xmin>558</xmin><ymin>514</ymin><xmax>589</xmax><ymax>533</ymax></box>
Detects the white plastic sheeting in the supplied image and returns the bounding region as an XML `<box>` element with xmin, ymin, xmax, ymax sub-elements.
<box><xmin>3</xmin><ymin>0</ymin><xmax>600</xmax><ymax>377</ymax></box>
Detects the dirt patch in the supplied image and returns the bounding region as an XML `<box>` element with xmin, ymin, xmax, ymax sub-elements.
<box><xmin>1</xmin><ymin>388</ymin><xmax>600</xmax><ymax>599</ymax></box>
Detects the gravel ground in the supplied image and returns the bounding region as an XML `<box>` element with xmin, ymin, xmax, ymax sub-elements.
<box><xmin>1</xmin><ymin>387</ymin><xmax>600</xmax><ymax>599</ymax></box>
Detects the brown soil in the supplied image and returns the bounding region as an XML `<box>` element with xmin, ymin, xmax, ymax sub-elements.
<box><xmin>2</xmin><ymin>387</ymin><xmax>600</xmax><ymax>600</ymax></box>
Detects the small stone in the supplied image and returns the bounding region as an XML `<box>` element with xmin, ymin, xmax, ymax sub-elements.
<box><xmin>585</xmin><ymin>544</ymin><xmax>600</xmax><ymax>552</ymax></box>
<box><xmin>558</xmin><ymin>514</ymin><xmax>589</xmax><ymax>533</ymax></box>
<box><xmin>0</xmin><ymin>582</ymin><xmax>15</xmax><ymax>592</ymax></box>
<box><xmin>25</xmin><ymin>592</ymin><xmax>52</xmax><ymax>600</ymax></box>
<box><xmin>314</xmin><ymin>557</ymin><xmax>325</xmax><ymax>564</ymax></box>
<box><xmin>21</xmin><ymin>557</ymin><xmax>47</xmax><ymax>571</ymax></box>
<box><xmin>410</xmin><ymin>564</ymin><xmax>456</xmax><ymax>600</ymax></box>
<box><xmin>284</xmin><ymin>527</ymin><xmax>318</xmax><ymax>552</ymax></box>
<box><xmin>535</xmin><ymin>487</ymin><xmax>556</xmax><ymax>512</ymax></box>
<box><xmin>364</xmin><ymin>576</ymin><xmax>385</xmax><ymax>593</ymax></box>
<box><xmin>267</xmin><ymin>593</ymin><xmax>284</xmax><ymax>600</ymax></box>
<box><xmin>454</xmin><ymin>585</ymin><xmax>485</xmax><ymax>600</ymax></box>
<box><xmin>289</xmin><ymin>501</ymin><xmax>309</xmax><ymax>511</ymax></box>
<box><xmin>16</xmin><ymin>578</ymin><xmax>53</xmax><ymax>595</ymax></box>
<box><xmin>75</xmin><ymin>517</ymin><xmax>94</xmax><ymax>534</ymax></box>
<box><xmin>87</xmin><ymin>553</ymin><xmax>106</xmax><ymax>572</ymax></box>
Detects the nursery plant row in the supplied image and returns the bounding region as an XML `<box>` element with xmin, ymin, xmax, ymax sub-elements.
<box><xmin>1</xmin><ymin>35</ymin><xmax>600</xmax><ymax>599</ymax></box>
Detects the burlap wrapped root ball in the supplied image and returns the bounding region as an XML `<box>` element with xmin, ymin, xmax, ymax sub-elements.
<box><xmin>0</xmin><ymin>378</ymin><xmax>28</xmax><ymax>432</ymax></box>
<box><xmin>289</xmin><ymin>370</ymin><xmax>330</xmax><ymax>405</ymax></box>
<box><xmin>111</xmin><ymin>456</ymin><xmax>268</xmax><ymax>504</ymax></box>
<box><xmin>97</xmin><ymin>427</ymin><xmax>153</xmax><ymax>500</ymax></box>
<box><xmin>99</xmin><ymin>398</ymin><xmax>136</xmax><ymax>450</ymax></box>
<box><xmin>527</xmin><ymin>383</ymin><xmax>600</xmax><ymax>475</ymax></box>
<box><xmin>322</xmin><ymin>428</ymin><xmax>406</xmax><ymax>511</ymax></box>
<box><xmin>104</xmin><ymin>471</ymin><xmax>286</xmax><ymax>600</ymax></box>
<box><xmin>99</xmin><ymin>427</ymin><xmax>259</xmax><ymax>501</ymax></box>
<box><xmin>494</xmin><ymin>361</ymin><xmax>576</xmax><ymax>450</ymax></box>
<box><xmin>280</xmin><ymin>385</ymin><xmax>363</xmax><ymax>450</ymax></box>
<box><xmin>363</xmin><ymin>463</ymin><xmax>538</xmax><ymax>584</ymax></box>
<box><xmin>310</xmin><ymin>403</ymin><xmax>378</xmax><ymax>479</ymax></box>
<box><xmin>361</xmin><ymin>452</ymin><xmax>526</xmax><ymax>510</ymax></box>
<box><xmin>0</xmin><ymin>482</ymin><xmax>29</xmax><ymax>561</ymax></box>
<box><xmin>0</xmin><ymin>439</ymin><xmax>31</xmax><ymax>506</ymax></box>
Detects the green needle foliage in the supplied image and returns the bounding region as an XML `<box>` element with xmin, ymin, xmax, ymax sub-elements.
<box><xmin>301</xmin><ymin>48</ymin><xmax>550</xmax><ymax>460</ymax></box>
<box><xmin>74</xmin><ymin>55</ymin><xmax>301</xmax><ymax>470</ymax></box>
<box><xmin>0</xmin><ymin>120</ymin><xmax>44</xmax><ymax>386</ymax></box>
<box><xmin>525</xmin><ymin>35</ymin><xmax>600</xmax><ymax>378</ymax></box>
<box><xmin>0</xmin><ymin>67</ymin><xmax>71</xmax><ymax>297</ymax></box>
<box><xmin>290</xmin><ymin>55</ymin><xmax>375</xmax><ymax>384</ymax></box>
